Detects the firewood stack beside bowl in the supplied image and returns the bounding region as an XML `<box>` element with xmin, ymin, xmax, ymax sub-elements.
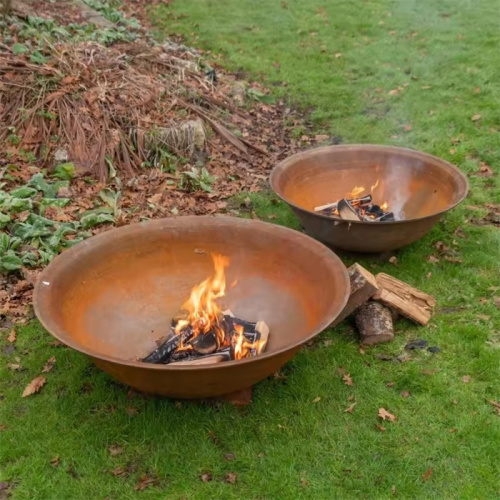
<box><xmin>333</xmin><ymin>263</ymin><xmax>436</xmax><ymax>345</ymax></box>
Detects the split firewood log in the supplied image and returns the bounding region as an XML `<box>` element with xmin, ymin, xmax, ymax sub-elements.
<box><xmin>331</xmin><ymin>263</ymin><xmax>379</xmax><ymax>327</ymax></box>
<box><xmin>355</xmin><ymin>301</ymin><xmax>394</xmax><ymax>345</ymax></box>
<box><xmin>373</xmin><ymin>273</ymin><xmax>436</xmax><ymax>326</ymax></box>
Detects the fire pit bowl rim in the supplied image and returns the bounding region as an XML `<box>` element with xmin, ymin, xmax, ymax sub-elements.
<box><xmin>270</xmin><ymin>144</ymin><xmax>469</xmax><ymax>225</ymax></box>
<box><xmin>33</xmin><ymin>215</ymin><xmax>350</xmax><ymax>371</ymax></box>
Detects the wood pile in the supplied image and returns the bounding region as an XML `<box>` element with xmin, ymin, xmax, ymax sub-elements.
<box><xmin>333</xmin><ymin>263</ymin><xmax>436</xmax><ymax>345</ymax></box>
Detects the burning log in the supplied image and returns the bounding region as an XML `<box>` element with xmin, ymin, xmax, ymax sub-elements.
<box><xmin>142</xmin><ymin>324</ymin><xmax>193</xmax><ymax>364</ymax></box>
<box><xmin>190</xmin><ymin>330</ymin><xmax>218</xmax><ymax>354</ymax></box>
<box><xmin>331</xmin><ymin>263</ymin><xmax>379</xmax><ymax>327</ymax></box>
<box><xmin>355</xmin><ymin>301</ymin><xmax>394</xmax><ymax>345</ymax></box>
<box><xmin>373</xmin><ymin>273</ymin><xmax>436</xmax><ymax>326</ymax></box>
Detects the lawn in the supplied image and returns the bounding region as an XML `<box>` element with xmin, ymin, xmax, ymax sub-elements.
<box><xmin>1</xmin><ymin>0</ymin><xmax>500</xmax><ymax>499</ymax></box>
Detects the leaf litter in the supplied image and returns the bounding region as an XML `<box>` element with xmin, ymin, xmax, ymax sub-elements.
<box><xmin>22</xmin><ymin>376</ymin><xmax>46</xmax><ymax>397</ymax></box>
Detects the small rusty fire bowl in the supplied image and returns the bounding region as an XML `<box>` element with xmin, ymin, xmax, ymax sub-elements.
<box><xmin>34</xmin><ymin>216</ymin><xmax>349</xmax><ymax>398</ymax></box>
<box><xmin>270</xmin><ymin>145</ymin><xmax>469</xmax><ymax>253</ymax></box>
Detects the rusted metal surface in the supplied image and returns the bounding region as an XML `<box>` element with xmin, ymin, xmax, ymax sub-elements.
<box><xmin>270</xmin><ymin>145</ymin><xmax>469</xmax><ymax>252</ymax></box>
<box><xmin>33</xmin><ymin>216</ymin><xmax>350</xmax><ymax>398</ymax></box>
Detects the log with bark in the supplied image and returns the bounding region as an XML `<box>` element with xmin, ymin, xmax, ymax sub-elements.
<box><xmin>331</xmin><ymin>263</ymin><xmax>379</xmax><ymax>326</ymax></box>
<box><xmin>355</xmin><ymin>301</ymin><xmax>394</xmax><ymax>345</ymax></box>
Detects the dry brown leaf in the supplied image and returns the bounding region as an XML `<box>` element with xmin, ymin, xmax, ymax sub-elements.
<box><xmin>391</xmin><ymin>485</ymin><xmax>397</xmax><ymax>494</ymax></box>
<box><xmin>335</xmin><ymin>53</ymin><xmax>342</xmax><ymax>58</ymax></box>
<box><xmin>386</xmin><ymin>382</ymin><xmax>395</xmax><ymax>387</ymax></box>
<box><xmin>378</xmin><ymin>407</ymin><xmax>397</xmax><ymax>422</ymax></box>
<box><xmin>200</xmin><ymin>473</ymin><xmax>212</xmax><ymax>482</ymax></box>
<box><xmin>471</xmin><ymin>114</ymin><xmax>481</xmax><ymax>122</ymax></box>
<box><xmin>108</xmin><ymin>444</ymin><xmax>124</xmax><ymax>456</ymax></box>
<box><xmin>312</xmin><ymin>396</ymin><xmax>321</xmax><ymax>404</ymax></box>
<box><xmin>400</xmin><ymin>390</ymin><xmax>410</xmax><ymax>398</ymax></box>
<box><xmin>422</xmin><ymin>467</ymin><xmax>433</xmax><ymax>481</ymax></box>
<box><xmin>389</xmin><ymin>256</ymin><xmax>398</xmax><ymax>265</ymax></box>
<box><xmin>345</xmin><ymin>403</ymin><xmax>356</xmax><ymax>413</ymax></box>
<box><xmin>427</xmin><ymin>255</ymin><xmax>439</xmax><ymax>263</ymax></box>
<box><xmin>403</xmin><ymin>124</ymin><xmax>412</xmax><ymax>132</ymax></box>
<box><xmin>462</xmin><ymin>375</ymin><xmax>471</xmax><ymax>383</ymax></box>
<box><xmin>449</xmin><ymin>148</ymin><xmax>455</xmax><ymax>155</ymax></box>
<box><xmin>343</xmin><ymin>373</ymin><xmax>354</xmax><ymax>386</ymax></box>
<box><xmin>477</xmin><ymin>314</ymin><xmax>491</xmax><ymax>321</ymax></box>
<box><xmin>42</xmin><ymin>356</ymin><xmax>56</xmax><ymax>373</ymax></box>
<box><xmin>50</xmin><ymin>456</ymin><xmax>60</xmax><ymax>467</ymax></box>
<box><xmin>224</xmin><ymin>453</ymin><xmax>235</xmax><ymax>461</ymax></box>
<box><xmin>225</xmin><ymin>472</ymin><xmax>237</xmax><ymax>484</ymax></box>
<box><xmin>126</xmin><ymin>406</ymin><xmax>139</xmax><ymax>417</ymax></box>
<box><xmin>7</xmin><ymin>363</ymin><xmax>22</xmax><ymax>371</ymax></box>
<box><xmin>493</xmin><ymin>297</ymin><xmax>500</xmax><ymax>309</ymax></box>
<box><xmin>359</xmin><ymin>347</ymin><xmax>366</xmax><ymax>355</ymax></box>
<box><xmin>375</xmin><ymin>423</ymin><xmax>386</xmax><ymax>432</ymax></box>
<box><xmin>476</xmin><ymin>162</ymin><xmax>493</xmax><ymax>177</ymax></box>
<box><xmin>22</xmin><ymin>376</ymin><xmax>46</xmax><ymax>397</ymax></box>
<box><xmin>449</xmin><ymin>428</ymin><xmax>458</xmax><ymax>433</ymax></box>
<box><xmin>7</xmin><ymin>328</ymin><xmax>16</xmax><ymax>343</ymax></box>
<box><xmin>134</xmin><ymin>474</ymin><xmax>158</xmax><ymax>491</ymax></box>
<box><xmin>486</xmin><ymin>400</ymin><xmax>500</xmax><ymax>415</ymax></box>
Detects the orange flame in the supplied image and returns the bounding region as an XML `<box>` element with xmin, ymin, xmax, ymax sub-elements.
<box><xmin>381</xmin><ymin>201</ymin><xmax>388</xmax><ymax>211</ymax></box>
<box><xmin>371</xmin><ymin>179</ymin><xmax>379</xmax><ymax>194</ymax></box>
<box><xmin>176</xmin><ymin>253</ymin><xmax>265</xmax><ymax>360</ymax></box>
<box><xmin>347</xmin><ymin>186</ymin><xmax>365</xmax><ymax>198</ymax></box>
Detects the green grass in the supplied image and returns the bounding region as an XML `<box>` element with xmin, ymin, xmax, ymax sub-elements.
<box><xmin>2</xmin><ymin>0</ymin><xmax>500</xmax><ymax>498</ymax></box>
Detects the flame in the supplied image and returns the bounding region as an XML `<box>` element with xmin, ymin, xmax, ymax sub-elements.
<box><xmin>347</xmin><ymin>186</ymin><xmax>365</xmax><ymax>198</ymax></box>
<box><xmin>381</xmin><ymin>201</ymin><xmax>388</xmax><ymax>211</ymax></box>
<box><xmin>176</xmin><ymin>253</ymin><xmax>264</xmax><ymax>360</ymax></box>
<box><xmin>370</xmin><ymin>179</ymin><xmax>379</xmax><ymax>194</ymax></box>
<box><xmin>181</xmin><ymin>253</ymin><xmax>228</xmax><ymax>337</ymax></box>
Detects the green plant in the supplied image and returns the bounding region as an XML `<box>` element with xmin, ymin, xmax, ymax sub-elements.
<box><xmin>180</xmin><ymin>166</ymin><xmax>216</xmax><ymax>192</ymax></box>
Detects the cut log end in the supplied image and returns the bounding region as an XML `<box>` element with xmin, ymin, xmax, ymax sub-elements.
<box><xmin>355</xmin><ymin>301</ymin><xmax>394</xmax><ymax>346</ymax></box>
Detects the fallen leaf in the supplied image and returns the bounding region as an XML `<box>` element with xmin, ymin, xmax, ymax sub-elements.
<box><xmin>343</xmin><ymin>373</ymin><xmax>354</xmax><ymax>386</ymax></box>
<box><xmin>126</xmin><ymin>407</ymin><xmax>138</xmax><ymax>417</ymax></box>
<box><xmin>22</xmin><ymin>376</ymin><xmax>46</xmax><ymax>397</ymax></box>
<box><xmin>257</xmin><ymin>452</ymin><xmax>265</xmax><ymax>458</ymax></box>
<box><xmin>486</xmin><ymin>400</ymin><xmax>500</xmax><ymax>415</ymax></box>
<box><xmin>359</xmin><ymin>347</ymin><xmax>366</xmax><ymax>355</ymax></box>
<box><xmin>7</xmin><ymin>363</ymin><xmax>22</xmax><ymax>371</ymax></box>
<box><xmin>494</xmin><ymin>297</ymin><xmax>500</xmax><ymax>309</ymax></box>
<box><xmin>200</xmin><ymin>473</ymin><xmax>212</xmax><ymax>482</ymax></box>
<box><xmin>0</xmin><ymin>425</ymin><xmax>6</xmax><ymax>431</ymax></box>
<box><xmin>345</xmin><ymin>403</ymin><xmax>356</xmax><ymax>413</ymax></box>
<box><xmin>347</xmin><ymin>394</ymin><xmax>355</xmax><ymax>401</ymax></box>
<box><xmin>47</xmin><ymin>340</ymin><xmax>64</xmax><ymax>347</ymax></box>
<box><xmin>403</xmin><ymin>124</ymin><xmax>412</xmax><ymax>132</ymax></box>
<box><xmin>378</xmin><ymin>408</ymin><xmax>397</xmax><ymax>422</ymax></box>
<box><xmin>426</xmin><ymin>272</ymin><xmax>432</xmax><ymax>278</ymax></box>
<box><xmin>42</xmin><ymin>356</ymin><xmax>56</xmax><ymax>373</ymax></box>
<box><xmin>224</xmin><ymin>453</ymin><xmax>235</xmax><ymax>461</ymax></box>
<box><xmin>471</xmin><ymin>114</ymin><xmax>481</xmax><ymax>122</ymax></box>
<box><xmin>7</xmin><ymin>328</ymin><xmax>16</xmax><ymax>343</ymax></box>
<box><xmin>386</xmin><ymin>382</ymin><xmax>395</xmax><ymax>387</ymax></box>
<box><xmin>300</xmin><ymin>476</ymin><xmax>309</xmax><ymax>486</ymax></box>
<box><xmin>267</xmin><ymin>214</ymin><xmax>277</xmax><ymax>219</ymax></box>
<box><xmin>50</xmin><ymin>456</ymin><xmax>60</xmax><ymax>467</ymax></box>
<box><xmin>336</xmin><ymin>366</ymin><xmax>347</xmax><ymax>376</ymax></box>
<box><xmin>391</xmin><ymin>485</ymin><xmax>397</xmax><ymax>494</ymax></box>
<box><xmin>134</xmin><ymin>474</ymin><xmax>158</xmax><ymax>491</ymax></box>
<box><xmin>401</xmin><ymin>391</ymin><xmax>410</xmax><ymax>398</ymax></box>
<box><xmin>312</xmin><ymin>396</ymin><xmax>321</xmax><ymax>404</ymax></box>
<box><xmin>422</xmin><ymin>467</ymin><xmax>433</xmax><ymax>481</ymax></box>
<box><xmin>389</xmin><ymin>256</ymin><xmax>398</xmax><ymax>265</ymax></box>
<box><xmin>335</xmin><ymin>52</ymin><xmax>342</xmax><ymax>58</ymax></box>
<box><xmin>449</xmin><ymin>428</ymin><xmax>458</xmax><ymax>433</ymax></box>
<box><xmin>449</xmin><ymin>148</ymin><xmax>455</xmax><ymax>155</ymax></box>
<box><xmin>108</xmin><ymin>444</ymin><xmax>124</xmax><ymax>456</ymax></box>
<box><xmin>476</xmin><ymin>162</ymin><xmax>493</xmax><ymax>177</ymax></box>
<box><xmin>477</xmin><ymin>314</ymin><xmax>491</xmax><ymax>321</ymax></box>
<box><xmin>462</xmin><ymin>375</ymin><xmax>471</xmax><ymax>383</ymax></box>
<box><xmin>375</xmin><ymin>423</ymin><xmax>386</xmax><ymax>432</ymax></box>
<box><xmin>427</xmin><ymin>255</ymin><xmax>439</xmax><ymax>263</ymax></box>
<box><xmin>421</xmin><ymin>369</ymin><xmax>440</xmax><ymax>375</ymax></box>
<box><xmin>225</xmin><ymin>472</ymin><xmax>237</xmax><ymax>484</ymax></box>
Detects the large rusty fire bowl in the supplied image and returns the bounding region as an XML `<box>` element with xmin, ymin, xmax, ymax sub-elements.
<box><xmin>34</xmin><ymin>216</ymin><xmax>349</xmax><ymax>398</ymax></box>
<box><xmin>270</xmin><ymin>145</ymin><xmax>469</xmax><ymax>253</ymax></box>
